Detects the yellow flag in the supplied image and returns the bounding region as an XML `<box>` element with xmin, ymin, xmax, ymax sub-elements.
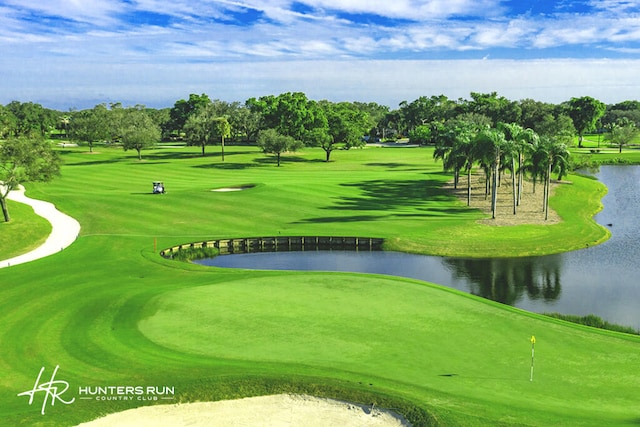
<box><xmin>530</xmin><ymin>335</ymin><xmax>536</xmax><ymax>344</ymax></box>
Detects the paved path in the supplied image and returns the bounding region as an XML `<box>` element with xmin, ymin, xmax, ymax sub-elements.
<box><xmin>0</xmin><ymin>186</ymin><xmax>80</xmax><ymax>268</ymax></box>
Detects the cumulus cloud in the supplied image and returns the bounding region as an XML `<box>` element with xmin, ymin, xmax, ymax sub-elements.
<box><xmin>2</xmin><ymin>1</ymin><xmax>640</xmax><ymax>108</ymax></box>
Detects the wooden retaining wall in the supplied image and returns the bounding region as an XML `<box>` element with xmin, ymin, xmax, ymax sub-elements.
<box><xmin>160</xmin><ymin>236</ymin><xmax>384</xmax><ymax>257</ymax></box>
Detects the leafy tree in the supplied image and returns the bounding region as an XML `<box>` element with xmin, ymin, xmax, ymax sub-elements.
<box><xmin>146</xmin><ymin>108</ymin><xmax>171</xmax><ymax>137</ymax></box>
<box><xmin>408</xmin><ymin>125</ymin><xmax>431</xmax><ymax>145</ymax></box>
<box><xmin>0</xmin><ymin>137</ymin><xmax>61</xmax><ymax>221</ymax></box>
<box><xmin>319</xmin><ymin>101</ymin><xmax>369</xmax><ymax>159</ymax></box>
<box><xmin>352</xmin><ymin>101</ymin><xmax>390</xmax><ymax>137</ymax></box>
<box><xmin>0</xmin><ymin>105</ymin><xmax>17</xmax><ymax>139</ymax></box>
<box><xmin>566</xmin><ymin>96</ymin><xmax>606</xmax><ymax>147</ymax></box>
<box><xmin>247</xmin><ymin>92</ymin><xmax>327</xmax><ymax>141</ymax></box>
<box><xmin>184</xmin><ymin>104</ymin><xmax>231</xmax><ymax>159</ymax></box>
<box><xmin>68</xmin><ymin>104</ymin><xmax>110</xmax><ymax>152</ymax></box>
<box><xmin>398</xmin><ymin>95</ymin><xmax>457</xmax><ymax>132</ymax></box>
<box><xmin>167</xmin><ymin>93</ymin><xmax>211</xmax><ymax>137</ymax></box>
<box><xmin>536</xmin><ymin>113</ymin><xmax>576</xmax><ymax>140</ymax></box>
<box><xmin>5</xmin><ymin>101</ymin><xmax>57</xmax><ymax>137</ymax></box>
<box><xmin>257</xmin><ymin>128</ymin><xmax>303</xmax><ymax>166</ymax></box>
<box><xmin>605</xmin><ymin>119</ymin><xmax>638</xmax><ymax>153</ymax></box>
<box><xmin>231</xmin><ymin>105</ymin><xmax>262</xmax><ymax>143</ymax></box>
<box><xmin>304</xmin><ymin>127</ymin><xmax>333</xmax><ymax>162</ymax></box>
<box><xmin>462</xmin><ymin>92</ymin><xmax>521</xmax><ymax>126</ymax></box>
<box><xmin>119</xmin><ymin>108</ymin><xmax>161</xmax><ymax>160</ymax></box>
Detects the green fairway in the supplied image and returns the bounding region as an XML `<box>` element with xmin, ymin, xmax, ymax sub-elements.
<box><xmin>1</xmin><ymin>144</ymin><xmax>637</xmax><ymax>426</ymax></box>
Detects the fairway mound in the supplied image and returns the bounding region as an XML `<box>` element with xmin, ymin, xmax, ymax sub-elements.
<box><xmin>212</xmin><ymin>184</ymin><xmax>256</xmax><ymax>192</ymax></box>
<box><xmin>75</xmin><ymin>394</ymin><xmax>410</xmax><ymax>426</ymax></box>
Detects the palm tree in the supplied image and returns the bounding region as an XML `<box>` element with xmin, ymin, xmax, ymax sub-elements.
<box><xmin>474</xmin><ymin>128</ymin><xmax>506</xmax><ymax>219</ymax></box>
<box><xmin>434</xmin><ymin>120</ymin><xmax>479</xmax><ymax>205</ymax></box>
<box><xmin>499</xmin><ymin>123</ymin><xmax>540</xmax><ymax>214</ymax></box>
<box><xmin>540</xmin><ymin>137</ymin><xmax>570</xmax><ymax>220</ymax></box>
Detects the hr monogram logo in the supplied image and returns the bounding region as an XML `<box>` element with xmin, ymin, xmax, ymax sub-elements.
<box><xmin>17</xmin><ymin>365</ymin><xmax>75</xmax><ymax>415</ymax></box>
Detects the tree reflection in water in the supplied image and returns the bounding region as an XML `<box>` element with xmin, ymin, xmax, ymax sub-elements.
<box><xmin>443</xmin><ymin>255</ymin><xmax>562</xmax><ymax>305</ymax></box>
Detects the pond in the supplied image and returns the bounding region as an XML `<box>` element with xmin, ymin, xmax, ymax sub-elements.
<box><xmin>195</xmin><ymin>166</ymin><xmax>640</xmax><ymax>330</ymax></box>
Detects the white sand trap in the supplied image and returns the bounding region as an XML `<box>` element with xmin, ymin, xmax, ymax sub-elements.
<box><xmin>212</xmin><ymin>185</ymin><xmax>254</xmax><ymax>192</ymax></box>
<box><xmin>75</xmin><ymin>394</ymin><xmax>411</xmax><ymax>427</ymax></box>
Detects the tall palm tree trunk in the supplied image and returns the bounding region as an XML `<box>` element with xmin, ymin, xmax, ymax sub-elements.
<box><xmin>511</xmin><ymin>157</ymin><xmax>517</xmax><ymax>215</ymax></box>
<box><xmin>544</xmin><ymin>161</ymin><xmax>552</xmax><ymax>220</ymax></box>
<box><xmin>492</xmin><ymin>157</ymin><xmax>499</xmax><ymax>219</ymax></box>
<box><xmin>467</xmin><ymin>167</ymin><xmax>472</xmax><ymax>206</ymax></box>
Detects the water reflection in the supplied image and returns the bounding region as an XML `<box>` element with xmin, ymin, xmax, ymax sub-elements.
<box><xmin>443</xmin><ymin>256</ymin><xmax>562</xmax><ymax>305</ymax></box>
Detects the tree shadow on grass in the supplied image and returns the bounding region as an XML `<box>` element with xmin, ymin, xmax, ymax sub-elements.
<box><xmin>64</xmin><ymin>158</ymin><xmax>125</xmax><ymax>167</ymax></box>
<box><xmin>333</xmin><ymin>178</ymin><xmax>464</xmax><ymax>211</ymax></box>
<box><xmin>253</xmin><ymin>155</ymin><xmax>326</xmax><ymax>166</ymax></box>
<box><xmin>193</xmin><ymin>161</ymin><xmax>264</xmax><ymax>170</ymax></box>
<box><xmin>364</xmin><ymin>162</ymin><xmax>413</xmax><ymax>169</ymax></box>
<box><xmin>294</xmin><ymin>177</ymin><xmax>474</xmax><ymax>224</ymax></box>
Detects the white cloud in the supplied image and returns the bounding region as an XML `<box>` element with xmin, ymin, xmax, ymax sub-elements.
<box><xmin>3</xmin><ymin>0</ymin><xmax>124</xmax><ymax>24</ymax></box>
<box><xmin>3</xmin><ymin>58</ymin><xmax>639</xmax><ymax>110</ymax></box>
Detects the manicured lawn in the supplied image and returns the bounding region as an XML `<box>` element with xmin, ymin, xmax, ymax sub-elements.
<box><xmin>0</xmin><ymin>200</ymin><xmax>51</xmax><ymax>260</ymax></box>
<box><xmin>1</xmin><ymin>144</ymin><xmax>637</xmax><ymax>426</ymax></box>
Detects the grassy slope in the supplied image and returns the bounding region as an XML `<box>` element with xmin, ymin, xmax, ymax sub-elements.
<box><xmin>0</xmin><ymin>200</ymin><xmax>51</xmax><ymax>259</ymax></box>
<box><xmin>1</xmin><ymin>144</ymin><xmax>637</xmax><ymax>427</ymax></box>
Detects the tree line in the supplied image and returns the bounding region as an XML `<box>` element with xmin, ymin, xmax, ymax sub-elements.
<box><xmin>1</xmin><ymin>91</ymin><xmax>639</xmax><ymax>222</ymax></box>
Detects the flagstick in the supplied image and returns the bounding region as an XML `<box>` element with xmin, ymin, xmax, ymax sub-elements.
<box><xmin>530</xmin><ymin>335</ymin><xmax>536</xmax><ymax>382</ymax></box>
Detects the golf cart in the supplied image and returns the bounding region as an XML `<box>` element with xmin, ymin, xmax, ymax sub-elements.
<box><xmin>152</xmin><ymin>181</ymin><xmax>166</xmax><ymax>194</ymax></box>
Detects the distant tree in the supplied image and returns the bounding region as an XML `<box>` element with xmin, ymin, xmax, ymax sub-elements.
<box><xmin>320</xmin><ymin>101</ymin><xmax>369</xmax><ymax>157</ymax></box>
<box><xmin>304</xmin><ymin>127</ymin><xmax>334</xmax><ymax>162</ymax></box>
<box><xmin>212</xmin><ymin>117</ymin><xmax>231</xmax><ymax>161</ymax></box>
<box><xmin>68</xmin><ymin>104</ymin><xmax>110</xmax><ymax>152</ymax></box>
<box><xmin>398</xmin><ymin>95</ymin><xmax>457</xmax><ymax>132</ymax></box>
<box><xmin>232</xmin><ymin>105</ymin><xmax>262</xmax><ymax>142</ymax></box>
<box><xmin>566</xmin><ymin>96</ymin><xmax>606</xmax><ymax>147</ymax></box>
<box><xmin>257</xmin><ymin>128</ymin><xmax>303</xmax><ymax>166</ymax></box>
<box><xmin>183</xmin><ymin>102</ymin><xmax>232</xmax><ymax>160</ymax></box>
<box><xmin>146</xmin><ymin>108</ymin><xmax>171</xmax><ymax>137</ymax></box>
<box><xmin>5</xmin><ymin>101</ymin><xmax>57</xmax><ymax>137</ymax></box>
<box><xmin>536</xmin><ymin>113</ymin><xmax>576</xmax><ymax>140</ymax></box>
<box><xmin>352</xmin><ymin>101</ymin><xmax>390</xmax><ymax>136</ymax></box>
<box><xmin>247</xmin><ymin>92</ymin><xmax>327</xmax><ymax>141</ymax></box>
<box><xmin>119</xmin><ymin>108</ymin><xmax>161</xmax><ymax>160</ymax></box>
<box><xmin>605</xmin><ymin>119</ymin><xmax>638</xmax><ymax>153</ymax></box>
<box><xmin>167</xmin><ymin>93</ymin><xmax>211</xmax><ymax>137</ymax></box>
<box><xmin>0</xmin><ymin>105</ymin><xmax>17</xmax><ymax>139</ymax></box>
<box><xmin>461</xmin><ymin>92</ymin><xmax>521</xmax><ymax>126</ymax></box>
<box><xmin>408</xmin><ymin>125</ymin><xmax>432</xmax><ymax>145</ymax></box>
<box><xmin>0</xmin><ymin>137</ymin><xmax>61</xmax><ymax>222</ymax></box>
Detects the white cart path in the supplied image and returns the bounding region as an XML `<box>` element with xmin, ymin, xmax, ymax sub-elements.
<box><xmin>0</xmin><ymin>185</ymin><xmax>80</xmax><ymax>268</ymax></box>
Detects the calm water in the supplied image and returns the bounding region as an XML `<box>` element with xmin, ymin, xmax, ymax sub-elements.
<box><xmin>196</xmin><ymin>166</ymin><xmax>640</xmax><ymax>330</ymax></box>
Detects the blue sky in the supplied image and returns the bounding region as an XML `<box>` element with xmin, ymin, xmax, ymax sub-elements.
<box><xmin>2</xmin><ymin>0</ymin><xmax>640</xmax><ymax>109</ymax></box>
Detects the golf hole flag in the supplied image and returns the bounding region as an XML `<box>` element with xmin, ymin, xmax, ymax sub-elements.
<box><xmin>530</xmin><ymin>335</ymin><xmax>536</xmax><ymax>381</ymax></box>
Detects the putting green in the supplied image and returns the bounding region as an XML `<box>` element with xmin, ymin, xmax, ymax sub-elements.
<box><xmin>138</xmin><ymin>271</ymin><xmax>640</xmax><ymax>426</ymax></box>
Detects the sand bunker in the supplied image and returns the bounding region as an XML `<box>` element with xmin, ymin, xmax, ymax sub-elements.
<box><xmin>212</xmin><ymin>184</ymin><xmax>255</xmax><ymax>192</ymax></box>
<box><xmin>75</xmin><ymin>394</ymin><xmax>410</xmax><ymax>427</ymax></box>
